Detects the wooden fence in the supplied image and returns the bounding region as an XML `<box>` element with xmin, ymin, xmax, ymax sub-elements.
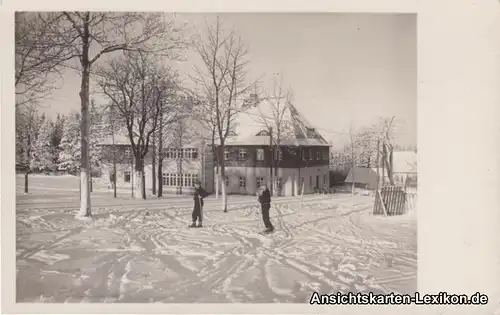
<box><xmin>373</xmin><ymin>186</ymin><xmax>409</xmax><ymax>216</ymax></box>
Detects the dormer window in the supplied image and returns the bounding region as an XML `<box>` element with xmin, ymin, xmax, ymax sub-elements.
<box><xmin>238</xmin><ymin>149</ymin><xmax>247</xmax><ymax>160</ymax></box>
<box><xmin>256</xmin><ymin>148</ymin><xmax>264</xmax><ymax>161</ymax></box>
<box><xmin>256</xmin><ymin>130</ymin><xmax>270</xmax><ymax>136</ymax></box>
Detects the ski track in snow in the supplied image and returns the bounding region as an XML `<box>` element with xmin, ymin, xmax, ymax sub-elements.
<box><xmin>16</xmin><ymin>191</ymin><xmax>417</xmax><ymax>303</ymax></box>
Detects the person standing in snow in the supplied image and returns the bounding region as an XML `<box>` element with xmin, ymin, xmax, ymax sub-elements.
<box><xmin>108</xmin><ymin>170</ymin><xmax>116</xmax><ymax>189</ymax></box>
<box><xmin>189</xmin><ymin>180</ymin><xmax>210</xmax><ymax>228</ymax></box>
<box><xmin>258</xmin><ymin>184</ymin><xmax>275</xmax><ymax>233</ymax></box>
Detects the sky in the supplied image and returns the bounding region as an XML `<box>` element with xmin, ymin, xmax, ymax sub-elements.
<box><xmin>39</xmin><ymin>13</ymin><xmax>417</xmax><ymax>148</ymax></box>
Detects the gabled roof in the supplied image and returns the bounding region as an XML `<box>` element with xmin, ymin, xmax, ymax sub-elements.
<box><xmin>227</xmin><ymin>99</ymin><xmax>330</xmax><ymax>147</ymax></box>
<box><xmin>345</xmin><ymin>167</ymin><xmax>379</xmax><ymax>184</ymax></box>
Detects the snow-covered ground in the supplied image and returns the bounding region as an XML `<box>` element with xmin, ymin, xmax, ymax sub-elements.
<box><xmin>16</xmin><ymin>175</ymin><xmax>417</xmax><ymax>303</ymax></box>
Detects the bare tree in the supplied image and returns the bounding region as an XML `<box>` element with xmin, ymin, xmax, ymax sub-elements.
<box><xmin>348</xmin><ymin>122</ymin><xmax>357</xmax><ymax>196</ymax></box>
<box><xmin>191</xmin><ymin>17</ymin><xmax>255</xmax><ymax>212</ymax></box>
<box><xmin>97</xmin><ymin>51</ymin><xmax>180</xmax><ymax>199</ymax></box>
<box><xmin>251</xmin><ymin>75</ymin><xmax>295</xmax><ymax>195</ymax></box>
<box><xmin>379</xmin><ymin>116</ymin><xmax>396</xmax><ymax>185</ymax></box>
<box><xmin>41</xmin><ymin>12</ymin><xmax>182</xmax><ymax>218</ymax></box>
<box><xmin>16</xmin><ymin>105</ymin><xmax>46</xmax><ymax>193</ymax></box>
<box><xmin>15</xmin><ymin>13</ymin><xmax>74</xmax><ymax>108</ymax></box>
<box><xmin>155</xmin><ymin>107</ymin><xmax>180</xmax><ymax>198</ymax></box>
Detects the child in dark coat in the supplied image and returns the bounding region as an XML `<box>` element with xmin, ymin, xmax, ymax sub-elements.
<box><xmin>189</xmin><ymin>180</ymin><xmax>210</xmax><ymax>228</ymax></box>
<box><xmin>258</xmin><ymin>184</ymin><xmax>275</xmax><ymax>232</ymax></box>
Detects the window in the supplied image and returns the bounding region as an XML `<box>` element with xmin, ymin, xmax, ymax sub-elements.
<box><xmin>278</xmin><ymin>150</ymin><xmax>283</xmax><ymax>161</ymax></box>
<box><xmin>185</xmin><ymin>148</ymin><xmax>192</xmax><ymax>159</ymax></box>
<box><xmin>323</xmin><ymin>151</ymin><xmax>328</xmax><ymax>160</ymax></box>
<box><xmin>316</xmin><ymin>152</ymin><xmax>320</xmax><ymax>160</ymax></box>
<box><xmin>163</xmin><ymin>173</ymin><xmax>168</xmax><ymax>185</ymax></box>
<box><xmin>256</xmin><ymin>176</ymin><xmax>265</xmax><ymax>188</ymax></box>
<box><xmin>275</xmin><ymin>177</ymin><xmax>282</xmax><ymax>190</ymax></box>
<box><xmin>184</xmin><ymin>173</ymin><xmax>191</xmax><ymax>187</ymax></box>
<box><xmin>170</xmin><ymin>148</ymin><xmax>178</xmax><ymax>159</ymax></box>
<box><xmin>238</xmin><ymin>149</ymin><xmax>247</xmax><ymax>160</ymax></box>
<box><xmin>323</xmin><ymin>174</ymin><xmax>327</xmax><ymax>185</ymax></box>
<box><xmin>302</xmin><ymin>149</ymin><xmax>307</xmax><ymax>161</ymax></box>
<box><xmin>256</xmin><ymin>149</ymin><xmax>265</xmax><ymax>161</ymax></box>
<box><xmin>225</xmin><ymin>176</ymin><xmax>229</xmax><ymax>188</ymax></box>
<box><xmin>224</xmin><ymin>149</ymin><xmax>229</xmax><ymax>160</ymax></box>
<box><xmin>309</xmin><ymin>148</ymin><xmax>313</xmax><ymax>160</ymax></box>
<box><xmin>194</xmin><ymin>174</ymin><xmax>200</xmax><ymax>186</ymax></box>
<box><xmin>124</xmin><ymin>171</ymin><xmax>131</xmax><ymax>183</ymax></box>
<box><xmin>192</xmin><ymin>149</ymin><xmax>199</xmax><ymax>159</ymax></box>
<box><xmin>239</xmin><ymin>176</ymin><xmax>246</xmax><ymax>188</ymax></box>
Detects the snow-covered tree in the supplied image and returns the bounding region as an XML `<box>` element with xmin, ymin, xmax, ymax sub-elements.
<box><xmin>16</xmin><ymin>106</ymin><xmax>46</xmax><ymax>192</ymax></box>
<box><xmin>58</xmin><ymin>112</ymin><xmax>81</xmax><ymax>173</ymax></box>
<box><xmin>89</xmin><ymin>100</ymin><xmax>105</xmax><ymax>171</ymax></box>
<box><xmin>30</xmin><ymin>118</ymin><xmax>55</xmax><ymax>172</ymax></box>
<box><xmin>58</xmin><ymin>104</ymin><xmax>105</xmax><ymax>174</ymax></box>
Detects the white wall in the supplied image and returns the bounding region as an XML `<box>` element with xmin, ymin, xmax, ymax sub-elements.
<box><xmin>297</xmin><ymin>165</ymin><xmax>330</xmax><ymax>194</ymax></box>
<box><xmin>221</xmin><ymin>165</ymin><xmax>330</xmax><ymax>196</ymax></box>
<box><xmin>100</xmin><ymin>162</ymin><xmax>135</xmax><ymax>188</ymax></box>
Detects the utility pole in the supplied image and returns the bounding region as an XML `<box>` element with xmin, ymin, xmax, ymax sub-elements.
<box><xmin>178</xmin><ymin>121</ymin><xmax>184</xmax><ymax>195</ymax></box>
<box><xmin>157</xmin><ymin>101</ymin><xmax>164</xmax><ymax>198</ymax></box>
<box><xmin>111</xmin><ymin>105</ymin><xmax>117</xmax><ymax>198</ymax></box>
<box><xmin>269</xmin><ymin>126</ymin><xmax>274</xmax><ymax>196</ymax></box>
<box><xmin>376</xmin><ymin>137</ymin><xmax>380</xmax><ymax>190</ymax></box>
<box><xmin>152</xmin><ymin>130</ymin><xmax>157</xmax><ymax>196</ymax></box>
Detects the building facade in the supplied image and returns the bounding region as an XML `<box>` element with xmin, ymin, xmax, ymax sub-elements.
<box><xmin>219</xmin><ymin>139</ymin><xmax>330</xmax><ymax>196</ymax></box>
<box><xmin>97</xmin><ymin>98</ymin><xmax>331</xmax><ymax>197</ymax></box>
<box><xmin>98</xmin><ymin>134</ymin><xmax>214</xmax><ymax>196</ymax></box>
<box><xmin>215</xmin><ymin>99</ymin><xmax>331</xmax><ymax>197</ymax></box>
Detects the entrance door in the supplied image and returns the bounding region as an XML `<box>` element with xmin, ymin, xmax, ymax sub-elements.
<box><xmin>316</xmin><ymin>175</ymin><xmax>319</xmax><ymax>190</ymax></box>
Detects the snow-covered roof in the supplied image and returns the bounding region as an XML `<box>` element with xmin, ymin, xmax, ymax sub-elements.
<box><xmin>98</xmin><ymin>134</ymin><xmax>131</xmax><ymax>146</ymax></box>
<box><xmin>98</xmin><ymin>133</ymin><xmax>207</xmax><ymax>148</ymax></box>
<box><xmin>227</xmin><ymin>99</ymin><xmax>330</xmax><ymax>147</ymax></box>
<box><xmin>345</xmin><ymin>167</ymin><xmax>379</xmax><ymax>184</ymax></box>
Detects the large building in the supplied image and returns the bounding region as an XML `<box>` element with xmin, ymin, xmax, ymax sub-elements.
<box><xmin>217</xmin><ymin>99</ymin><xmax>331</xmax><ymax>196</ymax></box>
<box><xmin>98</xmin><ymin>124</ymin><xmax>214</xmax><ymax>196</ymax></box>
<box><xmin>98</xmin><ymin>99</ymin><xmax>330</xmax><ymax>197</ymax></box>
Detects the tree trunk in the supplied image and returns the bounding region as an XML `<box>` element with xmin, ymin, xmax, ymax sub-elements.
<box><xmin>376</xmin><ymin>138</ymin><xmax>380</xmax><ymax>189</ymax></box>
<box><xmin>381</xmin><ymin>144</ymin><xmax>386</xmax><ymax>186</ymax></box>
<box><xmin>134</xmin><ymin>156</ymin><xmax>146</xmax><ymax>199</ymax></box>
<box><xmin>158</xmin><ymin>101</ymin><xmax>163</xmax><ymax>198</ymax></box>
<box><xmin>77</xmin><ymin>64</ymin><xmax>91</xmax><ymax>219</ymax></box>
<box><xmin>142</xmin><ymin>171</ymin><xmax>146</xmax><ymax>199</ymax></box>
<box><xmin>389</xmin><ymin>145</ymin><xmax>394</xmax><ymax>185</ymax></box>
<box><xmin>269</xmin><ymin>127</ymin><xmax>274</xmax><ymax>196</ymax></box>
<box><xmin>112</xmin><ymin>142</ymin><xmax>117</xmax><ymax>199</ymax></box>
<box><xmin>24</xmin><ymin>133</ymin><xmax>31</xmax><ymax>193</ymax></box>
<box><xmin>220</xmin><ymin>172</ymin><xmax>228</xmax><ymax>213</ymax></box>
<box><xmin>157</xmin><ymin>157</ymin><xmax>163</xmax><ymax>198</ymax></box>
<box><xmin>382</xmin><ymin>143</ymin><xmax>394</xmax><ymax>185</ymax></box>
<box><xmin>152</xmin><ymin>134</ymin><xmax>156</xmax><ymax>195</ymax></box>
<box><xmin>219</xmin><ymin>145</ymin><xmax>227</xmax><ymax>212</ymax></box>
<box><xmin>215</xmin><ymin>165</ymin><xmax>219</xmax><ymax>199</ymax></box>
<box><xmin>24</xmin><ymin>172</ymin><xmax>29</xmax><ymax>193</ymax></box>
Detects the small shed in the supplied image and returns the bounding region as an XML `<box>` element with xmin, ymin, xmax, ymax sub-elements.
<box><xmin>344</xmin><ymin>167</ymin><xmax>379</xmax><ymax>190</ymax></box>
